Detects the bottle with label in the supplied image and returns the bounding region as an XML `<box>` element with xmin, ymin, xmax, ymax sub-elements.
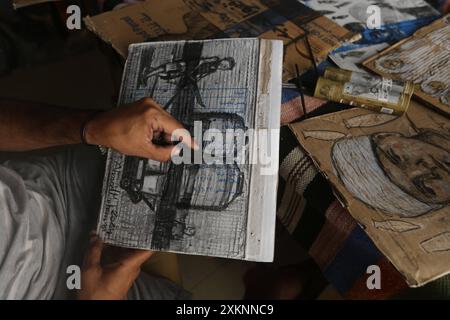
<box><xmin>314</xmin><ymin>77</ymin><xmax>414</xmax><ymax>115</ymax></box>
<box><xmin>324</xmin><ymin>67</ymin><xmax>410</xmax><ymax>95</ymax></box>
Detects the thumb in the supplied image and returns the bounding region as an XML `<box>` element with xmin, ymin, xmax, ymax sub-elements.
<box><xmin>120</xmin><ymin>249</ymin><xmax>154</xmax><ymax>270</ymax></box>
<box><xmin>83</xmin><ymin>235</ymin><xmax>104</xmax><ymax>268</ymax></box>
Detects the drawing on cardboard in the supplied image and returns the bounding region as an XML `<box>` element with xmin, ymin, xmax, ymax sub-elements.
<box><xmin>373</xmin><ymin>220</ymin><xmax>420</xmax><ymax>233</ymax></box>
<box><xmin>332</xmin><ymin>130</ymin><xmax>450</xmax><ymax>218</ymax></box>
<box><xmin>303</xmin><ymin>130</ymin><xmax>346</xmax><ymax>141</ymax></box>
<box><xmin>290</xmin><ymin>103</ymin><xmax>450</xmax><ymax>286</ymax></box>
<box><xmin>139</xmin><ymin>56</ymin><xmax>235</xmax><ymax>109</ymax></box>
<box><xmin>103</xmin><ymin>40</ymin><xmax>251</xmax><ymax>254</ymax></box>
<box><xmin>343</xmin><ymin>113</ymin><xmax>397</xmax><ymax>128</ymax></box>
<box><xmin>421</xmin><ymin>232</ymin><xmax>450</xmax><ymax>253</ymax></box>
<box><xmin>364</xmin><ymin>15</ymin><xmax>450</xmax><ymax>115</ymax></box>
<box><xmin>98</xmin><ymin>38</ymin><xmax>282</xmax><ymax>262</ymax></box>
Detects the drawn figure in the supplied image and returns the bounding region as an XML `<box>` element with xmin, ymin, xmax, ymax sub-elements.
<box><xmin>378</xmin><ymin>57</ymin><xmax>405</xmax><ymax>72</ymax></box>
<box><xmin>140</xmin><ymin>56</ymin><xmax>235</xmax><ymax>109</ymax></box>
<box><xmin>421</xmin><ymin>80</ymin><xmax>447</xmax><ymax>97</ymax></box>
<box><xmin>372</xmin><ymin>22</ymin><xmax>450</xmax><ymax>108</ymax></box>
<box><xmin>332</xmin><ymin>130</ymin><xmax>450</xmax><ymax>217</ymax></box>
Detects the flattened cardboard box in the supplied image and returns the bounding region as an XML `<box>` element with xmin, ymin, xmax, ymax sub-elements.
<box><xmin>289</xmin><ymin>102</ymin><xmax>450</xmax><ymax>287</ymax></box>
<box><xmin>364</xmin><ymin>15</ymin><xmax>450</xmax><ymax>117</ymax></box>
<box><xmin>84</xmin><ymin>0</ymin><xmax>357</xmax><ymax>81</ymax></box>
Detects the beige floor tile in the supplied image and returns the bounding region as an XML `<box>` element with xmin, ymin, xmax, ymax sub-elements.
<box><xmin>178</xmin><ymin>255</ymin><xmax>229</xmax><ymax>291</ymax></box>
<box><xmin>189</xmin><ymin>259</ymin><xmax>255</xmax><ymax>300</ymax></box>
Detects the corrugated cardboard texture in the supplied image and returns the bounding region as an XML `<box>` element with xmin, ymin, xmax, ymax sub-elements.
<box><xmin>364</xmin><ymin>15</ymin><xmax>450</xmax><ymax>117</ymax></box>
<box><xmin>290</xmin><ymin>102</ymin><xmax>450</xmax><ymax>287</ymax></box>
<box><xmin>84</xmin><ymin>0</ymin><xmax>357</xmax><ymax>81</ymax></box>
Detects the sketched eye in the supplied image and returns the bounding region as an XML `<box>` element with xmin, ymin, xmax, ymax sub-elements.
<box><xmin>413</xmin><ymin>175</ymin><xmax>437</xmax><ymax>197</ymax></box>
<box><xmin>413</xmin><ymin>170</ymin><xmax>442</xmax><ymax>198</ymax></box>
<box><xmin>386</xmin><ymin>148</ymin><xmax>402</xmax><ymax>165</ymax></box>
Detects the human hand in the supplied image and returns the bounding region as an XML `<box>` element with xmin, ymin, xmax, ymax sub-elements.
<box><xmin>77</xmin><ymin>235</ymin><xmax>154</xmax><ymax>300</ymax></box>
<box><xmin>85</xmin><ymin>98</ymin><xmax>196</xmax><ymax>161</ymax></box>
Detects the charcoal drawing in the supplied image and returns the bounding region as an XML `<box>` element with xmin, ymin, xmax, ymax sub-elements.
<box><xmin>364</xmin><ymin>15</ymin><xmax>450</xmax><ymax>115</ymax></box>
<box><xmin>292</xmin><ymin>104</ymin><xmax>450</xmax><ymax>285</ymax></box>
<box><xmin>98</xmin><ymin>39</ymin><xmax>272</xmax><ymax>258</ymax></box>
<box><xmin>139</xmin><ymin>56</ymin><xmax>235</xmax><ymax>109</ymax></box>
<box><xmin>332</xmin><ymin>130</ymin><xmax>450</xmax><ymax>218</ymax></box>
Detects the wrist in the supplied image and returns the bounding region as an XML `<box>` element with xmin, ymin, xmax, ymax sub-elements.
<box><xmin>82</xmin><ymin>111</ymin><xmax>104</xmax><ymax>146</ymax></box>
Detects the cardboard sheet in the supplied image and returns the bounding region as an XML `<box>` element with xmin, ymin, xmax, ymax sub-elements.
<box><xmin>290</xmin><ymin>101</ymin><xmax>450</xmax><ymax>287</ymax></box>
<box><xmin>84</xmin><ymin>0</ymin><xmax>357</xmax><ymax>81</ymax></box>
<box><xmin>364</xmin><ymin>15</ymin><xmax>450</xmax><ymax>116</ymax></box>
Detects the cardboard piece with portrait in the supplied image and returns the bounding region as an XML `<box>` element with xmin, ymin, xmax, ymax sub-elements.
<box><xmin>290</xmin><ymin>101</ymin><xmax>450</xmax><ymax>287</ymax></box>
<box><xmin>364</xmin><ymin>15</ymin><xmax>450</xmax><ymax>117</ymax></box>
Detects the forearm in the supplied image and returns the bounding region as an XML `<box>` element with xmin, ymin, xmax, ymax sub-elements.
<box><xmin>0</xmin><ymin>99</ymin><xmax>95</xmax><ymax>151</ymax></box>
<box><xmin>0</xmin><ymin>97</ymin><xmax>191</xmax><ymax>160</ymax></box>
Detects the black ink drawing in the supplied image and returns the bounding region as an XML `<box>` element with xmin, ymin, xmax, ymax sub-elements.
<box><xmin>294</xmin><ymin>104</ymin><xmax>450</xmax><ymax>285</ymax></box>
<box><xmin>331</xmin><ymin>130</ymin><xmax>450</xmax><ymax>218</ymax></box>
<box><xmin>364</xmin><ymin>16</ymin><xmax>450</xmax><ymax>115</ymax></box>
<box><xmin>98</xmin><ymin>38</ymin><xmax>282</xmax><ymax>261</ymax></box>
<box><xmin>125</xmin><ymin>42</ymin><xmax>245</xmax><ymax>251</ymax></box>
<box><xmin>119</xmin><ymin>112</ymin><xmax>246</xmax><ymax>250</ymax></box>
<box><xmin>301</xmin><ymin>123</ymin><xmax>450</xmax><ymax>218</ymax></box>
<box><xmin>139</xmin><ymin>56</ymin><xmax>235</xmax><ymax>109</ymax></box>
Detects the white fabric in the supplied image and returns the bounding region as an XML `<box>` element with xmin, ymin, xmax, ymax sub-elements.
<box><xmin>0</xmin><ymin>146</ymin><xmax>190</xmax><ymax>300</ymax></box>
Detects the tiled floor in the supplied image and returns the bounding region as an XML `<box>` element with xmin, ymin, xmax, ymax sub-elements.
<box><xmin>178</xmin><ymin>227</ymin><xmax>311</xmax><ymax>299</ymax></box>
<box><xmin>179</xmin><ymin>255</ymin><xmax>253</xmax><ymax>299</ymax></box>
